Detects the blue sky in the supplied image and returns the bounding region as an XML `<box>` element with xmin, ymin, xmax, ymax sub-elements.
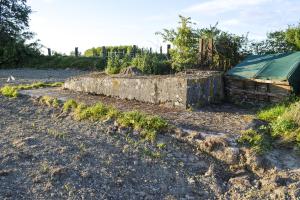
<box><xmin>27</xmin><ymin>0</ymin><xmax>300</xmax><ymax>54</ymax></box>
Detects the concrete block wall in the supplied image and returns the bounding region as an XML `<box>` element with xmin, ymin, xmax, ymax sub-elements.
<box><xmin>63</xmin><ymin>72</ymin><xmax>224</xmax><ymax>109</ymax></box>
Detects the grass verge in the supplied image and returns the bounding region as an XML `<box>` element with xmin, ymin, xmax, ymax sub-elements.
<box><xmin>239</xmin><ymin>95</ymin><xmax>300</xmax><ymax>153</ymax></box>
<box><xmin>63</xmin><ymin>100</ymin><xmax>168</xmax><ymax>143</ymax></box>
<box><xmin>0</xmin><ymin>82</ymin><xmax>63</xmax><ymax>98</ymax></box>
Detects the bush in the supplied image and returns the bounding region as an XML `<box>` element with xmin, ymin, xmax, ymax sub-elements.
<box><xmin>105</xmin><ymin>55</ymin><xmax>131</xmax><ymax>74</ymax></box>
<box><xmin>131</xmin><ymin>54</ymin><xmax>171</xmax><ymax>75</ymax></box>
<box><xmin>20</xmin><ymin>55</ymin><xmax>106</xmax><ymax>70</ymax></box>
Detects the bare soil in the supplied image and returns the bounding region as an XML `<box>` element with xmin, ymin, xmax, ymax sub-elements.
<box><xmin>0</xmin><ymin>69</ymin><xmax>299</xmax><ymax>200</ymax></box>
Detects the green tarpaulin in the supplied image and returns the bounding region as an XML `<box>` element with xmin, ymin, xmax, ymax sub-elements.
<box><xmin>227</xmin><ymin>52</ymin><xmax>300</xmax><ymax>81</ymax></box>
<box><xmin>226</xmin><ymin>52</ymin><xmax>300</xmax><ymax>92</ymax></box>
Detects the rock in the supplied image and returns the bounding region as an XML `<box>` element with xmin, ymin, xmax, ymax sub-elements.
<box><xmin>228</xmin><ymin>175</ymin><xmax>252</xmax><ymax>191</ymax></box>
<box><xmin>204</xmin><ymin>165</ymin><xmax>215</xmax><ymax>177</ymax></box>
<box><xmin>198</xmin><ymin>136</ymin><xmax>229</xmax><ymax>152</ymax></box>
<box><xmin>244</xmin><ymin>149</ymin><xmax>270</xmax><ymax>176</ymax></box>
<box><xmin>270</xmin><ymin>187</ymin><xmax>289</xmax><ymax>199</ymax></box>
<box><xmin>186</xmin><ymin>131</ymin><xmax>204</xmax><ymax>142</ymax></box>
<box><xmin>197</xmin><ymin>136</ymin><xmax>240</xmax><ymax>165</ymax></box>
<box><xmin>118</xmin><ymin>126</ymin><xmax>131</xmax><ymax>135</ymax></box>
<box><xmin>106</xmin><ymin>126</ymin><xmax>117</xmax><ymax>135</ymax></box>
<box><xmin>173</xmin><ymin>128</ymin><xmax>188</xmax><ymax>139</ymax></box>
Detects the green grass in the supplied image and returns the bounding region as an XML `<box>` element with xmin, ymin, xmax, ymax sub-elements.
<box><xmin>243</xmin><ymin>96</ymin><xmax>300</xmax><ymax>152</ymax></box>
<box><xmin>63</xmin><ymin>99</ymin><xmax>78</xmax><ymax>112</ymax></box>
<box><xmin>238</xmin><ymin>127</ymin><xmax>272</xmax><ymax>154</ymax></box>
<box><xmin>70</xmin><ymin>101</ymin><xmax>168</xmax><ymax>142</ymax></box>
<box><xmin>39</xmin><ymin>96</ymin><xmax>61</xmax><ymax>107</ymax></box>
<box><xmin>257</xmin><ymin>104</ymin><xmax>287</xmax><ymax>121</ymax></box>
<box><xmin>0</xmin><ymin>85</ymin><xmax>19</xmax><ymax>98</ymax></box>
<box><xmin>0</xmin><ymin>82</ymin><xmax>63</xmax><ymax>98</ymax></box>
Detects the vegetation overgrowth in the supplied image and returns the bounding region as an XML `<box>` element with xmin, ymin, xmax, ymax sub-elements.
<box><xmin>239</xmin><ymin>96</ymin><xmax>300</xmax><ymax>153</ymax></box>
<box><xmin>37</xmin><ymin>96</ymin><xmax>169</xmax><ymax>143</ymax></box>
<box><xmin>0</xmin><ymin>82</ymin><xmax>63</xmax><ymax>98</ymax></box>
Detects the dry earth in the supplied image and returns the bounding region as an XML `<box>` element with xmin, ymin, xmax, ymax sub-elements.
<box><xmin>0</xmin><ymin>69</ymin><xmax>300</xmax><ymax>200</ymax></box>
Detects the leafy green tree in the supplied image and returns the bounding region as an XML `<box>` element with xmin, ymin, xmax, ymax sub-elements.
<box><xmin>156</xmin><ymin>15</ymin><xmax>198</xmax><ymax>71</ymax></box>
<box><xmin>157</xmin><ymin>16</ymin><xmax>249</xmax><ymax>71</ymax></box>
<box><xmin>0</xmin><ymin>0</ymin><xmax>39</xmax><ymax>67</ymax></box>
<box><xmin>286</xmin><ymin>24</ymin><xmax>300</xmax><ymax>50</ymax></box>
<box><xmin>250</xmin><ymin>31</ymin><xmax>294</xmax><ymax>54</ymax></box>
<box><xmin>250</xmin><ymin>23</ymin><xmax>300</xmax><ymax>55</ymax></box>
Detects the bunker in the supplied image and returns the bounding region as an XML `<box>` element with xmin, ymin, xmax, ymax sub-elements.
<box><xmin>63</xmin><ymin>71</ymin><xmax>224</xmax><ymax>109</ymax></box>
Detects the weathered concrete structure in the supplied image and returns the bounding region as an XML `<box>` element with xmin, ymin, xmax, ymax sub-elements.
<box><xmin>63</xmin><ymin>71</ymin><xmax>224</xmax><ymax>108</ymax></box>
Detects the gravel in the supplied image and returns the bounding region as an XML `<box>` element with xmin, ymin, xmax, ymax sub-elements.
<box><xmin>0</xmin><ymin>95</ymin><xmax>229</xmax><ymax>199</ymax></box>
<box><xmin>1</xmin><ymin>69</ymin><xmax>299</xmax><ymax>199</ymax></box>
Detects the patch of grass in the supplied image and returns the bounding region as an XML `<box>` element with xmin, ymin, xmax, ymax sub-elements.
<box><xmin>156</xmin><ymin>142</ymin><xmax>166</xmax><ymax>149</ymax></box>
<box><xmin>117</xmin><ymin>110</ymin><xmax>168</xmax><ymax>132</ymax></box>
<box><xmin>106</xmin><ymin>106</ymin><xmax>120</xmax><ymax>119</ymax></box>
<box><xmin>0</xmin><ymin>85</ymin><xmax>19</xmax><ymax>98</ymax></box>
<box><xmin>244</xmin><ymin>96</ymin><xmax>300</xmax><ymax>152</ymax></box>
<box><xmin>141</xmin><ymin>129</ymin><xmax>157</xmax><ymax>143</ymax></box>
<box><xmin>39</xmin><ymin>96</ymin><xmax>60</xmax><ymax>107</ymax></box>
<box><xmin>74</xmin><ymin>102</ymin><xmax>108</xmax><ymax>121</ymax></box>
<box><xmin>238</xmin><ymin>127</ymin><xmax>272</xmax><ymax>154</ymax></box>
<box><xmin>0</xmin><ymin>82</ymin><xmax>63</xmax><ymax>98</ymax></box>
<box><xmin>257</xmin><ymin>104</ymin><xmax>287</xmax><ymax>121</ymax></box>
<box><xmin>63</xmin><ymin>99</ymin><xmax>78</xmax><ymax>112</ymax></box>
<box><xmin>117</xmin><ymin>110</ymin><xmax>168</xmax><ymax>143</ymax></box>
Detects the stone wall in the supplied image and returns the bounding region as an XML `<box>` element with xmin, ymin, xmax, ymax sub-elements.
<box><xmin>63</xmin><ymin>72</ymin><xmax>224</xmax><ymax>108</ymax></box>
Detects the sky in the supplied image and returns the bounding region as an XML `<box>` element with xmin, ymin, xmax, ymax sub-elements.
<box><xmin>27</xmin><ymin>0</ymin><xmax>300</xmax><ymax>55</ymax></box>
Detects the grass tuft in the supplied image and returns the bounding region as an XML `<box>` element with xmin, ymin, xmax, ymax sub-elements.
<box><xmin>63</xmin><ymin>99</ymin><xmax>78</xmax><ymax>112</ymax></box>
<box><xmin>39</xmin><ymin>96</ymin><xmax>60</xmax><ymax>107</ymax></box>
<box><xmin>0</xmin><ymin>85</ymin><xmax>19</xmax><ymax>98</ymax></box>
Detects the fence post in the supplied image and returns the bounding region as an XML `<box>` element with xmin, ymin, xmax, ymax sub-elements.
<box><xmin>75</xmin><ymin>47</ymin><xmax>79</xmax><ymax>57</ymax></box>
<box><xmin>101</xmin><ymin>46</ymin><xmax>106</xmax><ymax>59</ymax></box>
<box><xmin>167</xmin><ymin>44</ymin><xmax>171</xmax><ymax>58</ymax></box>
<box><xmin>132</xmin><ymin>45</ymin><xmax>137</xmax><ymax>57</ymax></box>
<box><xmin>47</xmin><ymin>48</ymin><xmax>52</xmax><ymax>56</ymax></box>
<box><xmin>160</xmin><ymin>46</ymin><xmax>162</xmax><ymax>55</ymax></box>
<box><xmin>208</xmin><ymin>38</ymin><xmax>213</xmax><ymax>64</ymax></box>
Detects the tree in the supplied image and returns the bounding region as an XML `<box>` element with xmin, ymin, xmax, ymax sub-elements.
<box><xmin>250</xmin><ymin>23</ymin><xmax>300</xmax><ymax>55</ymax></box>
<box><xmin>156</xmin><ymin>15</ymin><xmax>198</xmax><ymax>71</ymax></box>
<box><xmin>0</xmin><ymin>0</ymin><xmax>39</xmax><ymax>66</ymax></box>
<box><xmin>157</xmin><ymin>16</ymin><xmax>248</xmax><ymax>71</ymax></box>
<box><xmin>286</xmin><ymin>23</ymin><xmax>300</xmax><ymax>50</ymax></box>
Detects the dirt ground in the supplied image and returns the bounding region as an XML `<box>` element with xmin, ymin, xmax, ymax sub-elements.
<box><xmin>0</xmin><ymin>69</ymin><xmax>299</xmax><ymax>199</ymax></box>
